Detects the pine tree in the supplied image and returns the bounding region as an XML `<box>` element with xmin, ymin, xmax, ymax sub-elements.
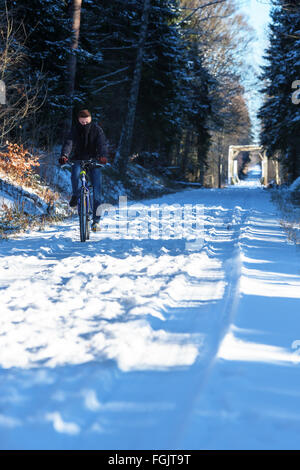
<box><xmin>78</xmin><ymin>0</ymin><xmax>198</xmax><ymax>173</ymax></box>
<box><xmin>258</xmin><ymin>0</ymin><xmax>300</xmax><ymax>182</ymax></box>
<box><xmin>114</xmin><ymin>0</ymin><xmax>151</xmax><ymax>174</ymax></box>
<box><xmin>64</xmin><ymin>0</ymin><xmax>83</xmax><ymax>138</ymax></box>
<box><xmin>9</xmin><ymin>0</ymin><xmax>104</xmax><ymax>146</ymax></box>
<box><xmin>76</xmin><ymin>0</ymin><xmax>142</xmax><ymax>134</ymax></box>
<box><xmin>134</xmin><ymin>0</ymin><xmax>192</xmax><ymax>161</ymax></box>
<box><xmin>178</xmin><ymin>41</ymin><xmax>214</xmax><ymax>180</ymax></box>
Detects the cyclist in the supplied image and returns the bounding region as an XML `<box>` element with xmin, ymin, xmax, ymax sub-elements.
<box><xmin>59</xmin><ymin>108</ymin><xmax>108</xmax><ymax>232</ymax></box>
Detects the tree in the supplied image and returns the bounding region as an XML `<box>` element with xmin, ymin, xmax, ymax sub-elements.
<box><xmin>114</xmin><ymin>0</ymin><xmax>151</xmax><ymax>174</ymax></box>
<box><xmin>177</xmin><ymin>40</ymin><xmax>214</xmax><ymax>182</ymax></box>
<box><xmin>258</xmin><ymin>0</ymin><xmax>300</xmax><ymax>182</ymax></box>
<box><xmin>7</xmin><ymin>0</ymin><xmax>71</xmax><ymax>146</ymax></box>
<box><xmin>76</xmin><ymin>0</ymin><xmax>188</xmax><ymax>167</ymax></box>
<box><xmin>178</xmin><ymin>0</ymin><xmax>253</xmax><ymax>185</ymax></box>
<box><xmin>0</xmin><ymin>0</ymin><xmax>45</xmax><ymax>144</ymax></box>
<box><xmin>64</xmin><ymin>0</ymin><xmax>82</xmax><ymax>138</ymax></box>
<box><xmin>3</xmin><ymin>0</ymin><xmax>253</xmax><ymax>186</ymax></box>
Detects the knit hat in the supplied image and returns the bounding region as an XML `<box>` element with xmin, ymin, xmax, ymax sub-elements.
<box><xmin>78</xmin><ymin>109</ymin><xmax>91</xmax><ymax>118</ymax></box>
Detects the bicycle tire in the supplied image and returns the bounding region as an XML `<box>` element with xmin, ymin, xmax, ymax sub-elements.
<box><xmin>79</xmin><ymin>189</ymin><xmax>88</xmax><ymax>242</ymax></box>
<box><xmin>86</xmin><ymin>192</ymin><xmax>90</xmax><ymax>240</ymax></box>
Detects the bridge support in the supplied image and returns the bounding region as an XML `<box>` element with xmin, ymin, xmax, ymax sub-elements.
<box><xmin>228</xmin><ymin>148</ymin><xmax>241</xmax><ymax>184</ymax></box>
<box><xmin>259</xmin><ymin>150</ymin><xmax>268</xmax><ymax>186</ymax></box>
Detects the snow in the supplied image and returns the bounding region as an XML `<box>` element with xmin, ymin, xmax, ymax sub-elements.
<box><xmin>290</xmin><ymin>176</ymin><xmax>300</xmax><ymax>192</ymax></box>
<box><xmin>0</xmin><ymin>192</ymin><xmax>15</xmax><ymax>209</ymax></box>
<box><xmin>0</xmin><ymin>169</ymin><xmax>300</xmax><ymax>449</ymax></box>
<box><xmin>0</xmin><ymin>182</ymin><xmax>48</xmax><ymax>216</ymax></box>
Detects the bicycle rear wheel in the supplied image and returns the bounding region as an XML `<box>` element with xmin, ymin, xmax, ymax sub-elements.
<box><xmin>79</xmin><ymin>189</ymin><xmax>88</xmax><ymax>242</ymax></box>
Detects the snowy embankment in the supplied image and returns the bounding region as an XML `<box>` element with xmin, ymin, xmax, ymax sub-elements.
<box><xmin>0</xmin><ymin>170</ymin><xmax>300</xmax><ymax>450</ymax></box>
<box><xmin>1</xmin><ymin>148</ymin><xmax>179</xmax><ymax>236</ymax></box>
<box><xmin>269</xmin><ymin>178</ymin><xmax>300</xmax><ymax>244</ymax></box>
<box><xmin>0</xmin><ymin>175</ymin><xmax>49</xmax><ymax>215</ymax></box>
<box><xmin>290</xmin><ymin>176</ymin><xmax>300</xmax><ymax>193</ymax></box>
<box><xmin>39</xmin><ymin>147</ymin><xmax>180</xmax><ymax>205</ymax></box>
<box><xmin>0</xmin><ymin>162</ymin><xmax>72</xmax><ymax>235</ymax></box>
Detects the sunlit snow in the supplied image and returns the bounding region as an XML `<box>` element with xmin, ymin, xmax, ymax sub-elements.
<box><xmin>1</xmin><ymin>169</ymin><xmax>300</xmax><ymax>449</ymax></box>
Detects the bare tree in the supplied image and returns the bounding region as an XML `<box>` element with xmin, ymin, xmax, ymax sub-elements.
<box><xmin>113</xmin><ymin>0</ymin><xmax>151</xmax><ymax>175</ymax></box>
<box><xmin>0</xmin><ymin>1</ymin><xmax>45</xmax><ymax>144</ymax></box>
<box><xmin>178</xmin><ymin>0</ymin><xmax>228</xmax><ymax>25</ymax></box>
<box><xmin>180</xmin><ymin>0</ymin><xmax>254</xmax><ymax>186</ymax></box>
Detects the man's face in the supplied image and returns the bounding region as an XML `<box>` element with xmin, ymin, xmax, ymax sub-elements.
<box><xmin>78</xmin><ymin>116</ymin><xmax>91</xmax><ymax>125</ymax></box>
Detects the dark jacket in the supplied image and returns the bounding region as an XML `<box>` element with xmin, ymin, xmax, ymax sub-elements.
<box><xmin>61</xmin><ymin>121</ymin><xmax>108</xmax><ymax>161</ymax></box>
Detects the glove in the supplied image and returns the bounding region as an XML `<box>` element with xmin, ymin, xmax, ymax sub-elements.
<box><xmin>98</xmin><ymin>156</ymin><xmax>107</xmax><ymax>164</ymax></box>
<box><xmin>59</xmin><ymin>155</ymin><xmax>68</xmax><ymax>165</ymax></box>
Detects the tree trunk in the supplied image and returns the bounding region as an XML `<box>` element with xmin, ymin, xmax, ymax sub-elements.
<box><xmin>114</xmin><ymin>0</ymin><xmax>151</xmax><ymax>174</ymax></box>
<box><xmin>181</xmin><ymin>130</ymin><xmax>192</xmax><ymax>178</ymax></box>
<box><xmin>64</xmin><ymin>0</ymin><xmax>82</xmax><ymax>139</ymax></box>
<box><xmin>197</xmin><ymin>134</ymin><xmax>204</xmax><ymax>185</ymax></box>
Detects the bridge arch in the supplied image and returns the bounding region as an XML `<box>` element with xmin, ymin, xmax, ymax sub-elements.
<box><xmin>228</xmin><ymin>145</ymin><xmax>268</xmax><ymax>185</ymax></box>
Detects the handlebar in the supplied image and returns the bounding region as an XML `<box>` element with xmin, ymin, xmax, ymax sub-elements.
<box><xmin>61</xmin><ymin>160</ymin><xmax>111</xmax><ymax>170</ymax></box>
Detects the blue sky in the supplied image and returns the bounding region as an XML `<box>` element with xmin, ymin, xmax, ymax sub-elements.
<box><xmin>243</xmin><ymin>0</ymin><xmax>271</xmax><ymax>65</ymax></box>
<box><xmin>240</xmin><ymin>0</ymin><xmax>272</xmax><ymax>141</ymax></box>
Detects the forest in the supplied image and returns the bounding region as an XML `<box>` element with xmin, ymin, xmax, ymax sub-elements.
<box><xmin>0</xmin><ymin>0</ymin><xmax>299</xmax><ymax>185</ymax></box>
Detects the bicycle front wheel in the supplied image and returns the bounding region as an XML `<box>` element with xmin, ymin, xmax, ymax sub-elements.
<box><xmin>79</xmin><ymin>189</ymin><xmax>88</xmax><ymax>242</ymax></box>
<box><xmin>86</xmin><ymin>192</ymin><xmax>91</xmax><ymax>240</ymax></box>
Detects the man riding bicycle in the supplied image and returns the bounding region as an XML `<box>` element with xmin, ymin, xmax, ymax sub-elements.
<box><xmin>59</xmin><ymin>108</ymin><xmax>108</xmax><ymax>232</ymax></box>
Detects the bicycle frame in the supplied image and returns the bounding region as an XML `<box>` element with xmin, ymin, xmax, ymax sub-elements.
<box><xmin>78</xmin><ymin>166</ymin><xmax>91</xmax><ymax>210</ymax></box>
<box><xmin>77</xmin><ymin>159</ymin><xmax>105</xmax><ymax>209</ymax></box>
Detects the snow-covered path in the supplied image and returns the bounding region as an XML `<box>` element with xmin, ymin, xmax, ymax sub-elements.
<box><xmin>1</xmin><ymin>174</ymin><xmax>300</xmax><ymax>449</ymax></box>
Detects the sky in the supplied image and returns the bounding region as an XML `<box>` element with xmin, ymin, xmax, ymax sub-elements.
<box><xmin>239</xmin><ymin>0</ymin><xmax>272</xmax><ymax>142</ymax></box>
<box><xmin>243</xmin><ymin>0</ymin><xmax>271</xmax><ymax>66</ymax></box>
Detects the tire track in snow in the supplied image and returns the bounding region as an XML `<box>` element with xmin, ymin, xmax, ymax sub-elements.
<box><xmin>170</xmin><ymin>201</ymin><xmax>249</xmax><ymax>448</ymax></box>
<box><xmin>172</xmin><ymin>186</ymin><xmax>289</xmax><ymax>448</ymax></box>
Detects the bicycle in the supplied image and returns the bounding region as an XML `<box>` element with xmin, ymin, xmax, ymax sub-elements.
<box><xmin>62</xmin><ymin>159</ymin><xmax>107</xmax><ymax>242</ymax></box>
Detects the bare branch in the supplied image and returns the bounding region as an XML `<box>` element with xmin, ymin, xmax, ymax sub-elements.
<box><xmin>177</xmin><ymin>0</ymin><xmax>228</xmax><ymax>26</ymax></box>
